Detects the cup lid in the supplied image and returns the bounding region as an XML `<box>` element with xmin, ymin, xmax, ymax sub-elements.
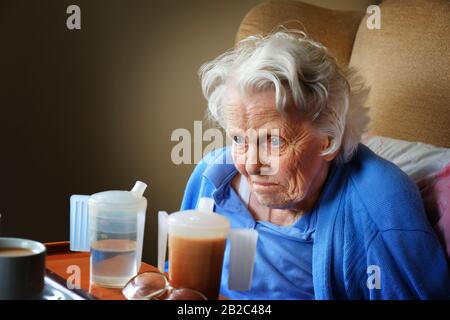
<box><xmin>168</xmin><ymin>210</ymin><xmax>230</xmax><ymax>239</ymax></box>
<box><xmin>90</xmin><ymin>190</ymin><xmax>144</xmax><ymax>205</ymax></box>
<box><xmin>89</xmin><ymin>181</ymin><xmax>147</xmax><ymax>209</ymax></box>
<box><xmin>169</xmin><ymin>210</ymin><xmax>229</xmax><ymax>229</ymax></box>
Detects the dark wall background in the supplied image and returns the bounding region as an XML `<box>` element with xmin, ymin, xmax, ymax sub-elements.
<box><xmin>0</xmin><ymin>0</ymin><xmax>262</xmax><ymax>265</ymax></box>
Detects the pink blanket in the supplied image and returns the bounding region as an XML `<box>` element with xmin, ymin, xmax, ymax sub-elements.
<box><xmin>418</xmin><ymin>164</ymin><xmax>450</xmax><ymax>259</ymax></box>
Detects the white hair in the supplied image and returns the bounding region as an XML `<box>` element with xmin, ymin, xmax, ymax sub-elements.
<box><xmin>198</xmin><ymin>30</ymin><xmax>370</xmax><ymax>164</ymax></box>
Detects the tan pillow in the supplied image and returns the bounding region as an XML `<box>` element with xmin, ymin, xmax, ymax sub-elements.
<box><xmin>350</xmin><ymin>0</ymin><xmax>450</xmax><ymax>147</ymax></box>
<box><xmin>235</xmin><ymin>0</ymin><xmax>365</xmax><ymax>68</ymax></box>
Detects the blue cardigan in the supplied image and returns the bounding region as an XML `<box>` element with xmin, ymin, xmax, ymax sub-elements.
<box><xmin>179</xmin><ymin>144</ymin><xmax>450</xmax><ymax>299</ymax></box>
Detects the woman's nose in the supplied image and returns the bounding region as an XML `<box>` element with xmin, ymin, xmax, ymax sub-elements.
<box><xmin>245</xmin><ymin>144</ymin><xmax>262</xmax><ymax>175</ymax></box>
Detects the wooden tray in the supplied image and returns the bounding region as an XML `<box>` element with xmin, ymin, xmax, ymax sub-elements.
<box><xmin>45</xmin><ymin>241</ymin><xmax>159</xmax><ymax>300</ymax></box>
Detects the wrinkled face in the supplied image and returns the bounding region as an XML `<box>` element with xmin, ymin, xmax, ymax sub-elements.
<box><xmin>224</xmin><ymin>87</ymin><xmax>334</xmax><ymax>211</ymax></box>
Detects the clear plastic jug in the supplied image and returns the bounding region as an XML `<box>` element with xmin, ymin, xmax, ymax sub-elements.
<box><xmin>70</xmin><ymin>181</ymin><xmax>147</xmax><ymax>288</ymax></box>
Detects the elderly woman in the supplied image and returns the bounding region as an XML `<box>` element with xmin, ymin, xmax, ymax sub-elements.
<box><xmin>180</xmin><ymin>31</ymin><xmax>450</xmax><ymax>299</ymax></box>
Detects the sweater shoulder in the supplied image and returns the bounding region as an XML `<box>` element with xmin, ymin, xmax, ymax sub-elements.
<box><xmin>344</xmin><ymin>144</ymin><xmax>429</xmax><ymax>232</ymax></box>
<box><xmin>187</xmin><ymin>147</ymin><xmax>230</xmax><ymax>181</ymax></box>
<box><xmin>347</xmin><ymin>144</ymin><xmax>416</xmax><ymax>196</ymax></box>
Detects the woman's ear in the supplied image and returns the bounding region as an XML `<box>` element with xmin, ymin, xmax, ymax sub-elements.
<box><xmin>321</xmin><ymin>136</ymin><xmax>339</xmax><ymax>161</ymax></box>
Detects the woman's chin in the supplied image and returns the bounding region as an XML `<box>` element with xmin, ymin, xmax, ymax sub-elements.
<box><xmin>254</xmin><ymin>194</ymin><xmax>290</xmax><ymax>209</ymax></box>
<box><xmin>253</xmin><ymin>191</ymin><xmax>306</xmax><ymax>210</ymax></box>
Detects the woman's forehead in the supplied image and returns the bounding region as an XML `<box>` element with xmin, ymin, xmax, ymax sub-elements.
<box><xmin>223</xmin><ymin>88</ymin><xmax>302</xmax><ymax>130</ymax></box>
<box><xmin>224</xmin><ymin>89</ymin><xmax>279</xmax><ymax>122</ymax></box>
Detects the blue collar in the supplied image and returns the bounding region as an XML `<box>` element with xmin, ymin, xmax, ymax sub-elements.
<box><xmin>202</xmin><ymin>147</ymin><xmax>238</xmax><ymax>204</ymax></box>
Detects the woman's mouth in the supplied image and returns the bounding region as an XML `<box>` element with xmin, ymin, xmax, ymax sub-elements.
<box><xmin>251</xmin><ymin>181</ymin><xmax>278</xmax><ymax>188</ymax></box>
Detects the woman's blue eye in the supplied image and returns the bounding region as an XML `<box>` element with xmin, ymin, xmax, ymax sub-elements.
<box><xmin>233</xmin><ymin>135</ymin><xmax>244</xmax><ymax>145</ymax></box>
<box><xmin>270</xmin><ymin>136</ymin><xmax>283</xmax><ymax>146</ymax></box>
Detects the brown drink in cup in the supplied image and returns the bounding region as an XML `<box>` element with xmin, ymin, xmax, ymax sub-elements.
<box><xmin>168</xmin><ymin>207</ymin><xmax>230</xmax><ymax>300</ymax></box>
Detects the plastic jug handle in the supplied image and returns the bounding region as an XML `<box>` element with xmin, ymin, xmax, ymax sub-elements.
<box><xmin>158</xmin><ymin>211</ymin><xmax>169</xmax><ymax>273</ymax></box>
<box><xmin>228</xmin><ymin>228</ymin><xmax>258</xmax><ymax>291</ymax></box>
<box><xmin>69</xmin><ymin>195</ymin><xmax>91</xmax><ymax>252</ymax></box>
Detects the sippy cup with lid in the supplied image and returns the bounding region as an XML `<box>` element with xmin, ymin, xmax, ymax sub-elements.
<box><xmin>70</xmin><ymin>181</ymin><xmax>147</xmax><ymax>288</ymax></box>
<box><xmin>158</xmin><ymin>198</ymin><xmax>258</xmax><ymax>300</ymax></box>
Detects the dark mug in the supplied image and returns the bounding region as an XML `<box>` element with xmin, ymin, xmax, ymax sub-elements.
<box><xmin>0</xmin><ymin>238</ymin><xmax>46</xmax><ymax>300</ymax></box>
